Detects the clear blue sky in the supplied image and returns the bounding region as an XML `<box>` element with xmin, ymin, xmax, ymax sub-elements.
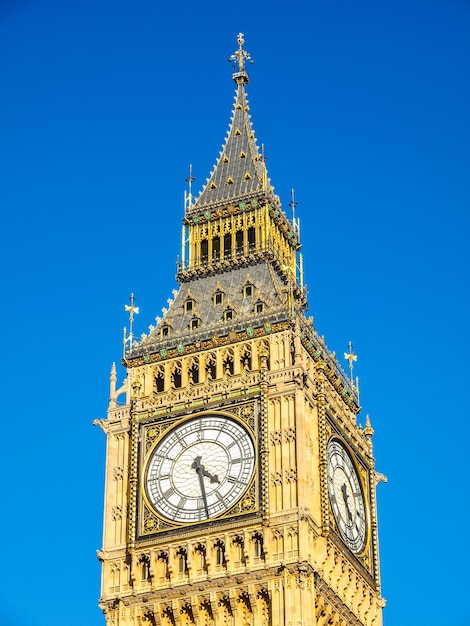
<box><xmin>1</xmin><ymin>1</ymin><xmax>469</xmax><ymax>625</ymax></box>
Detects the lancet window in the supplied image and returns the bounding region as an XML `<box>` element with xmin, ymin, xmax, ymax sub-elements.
<box><xmin>222</xmin><ymin>349</ymin><xmax>234</xmax><ymax>375</ymax></box>
<box><xmin>154</xmin><ymin>366</ymin><xmax>165</xmax><ymax>393</ymax></box>
<box><xmin>205</xmin><ymin>353</ymin><xmax>216</xmax><ymax>380</ymax></box>
<box><xmin>170</xmin><ymin>362</ymin><xmax>182</xmax><ymax>388</ymax></box>
<box><xmin>188</xmin><ymin>358</ymin><xmax>199</xmax><ymax>384</ymax></box>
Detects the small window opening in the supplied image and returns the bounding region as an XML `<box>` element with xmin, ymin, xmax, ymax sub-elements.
<box><xmin>224</xmin><ymin>233</ymin><xmax>232</xmax><ymax>259</ymax></box>
<box><xmin>154</xmin><ymin>371</ymin><xmax>164</xmax><ymax>393</ymax></box>
<box><xmin>200</xmin><ymin>240</ymin><xmax>208</xmax><ymax>264</ymax></box>
<box><xmin>223</xmin><ymin>356</ymin><xmax>234</xmax><ymax>375</ymax></box>
<box><xmin>244</xmin><ymin>285</ymin><xmax>253</xmax><ymax>298</ymax></box>
<box><xmin>206</xmin><ymin>358</ymin><xmax>216</xmax><ymax>380</ymax></box>
<box><xmin>214</xmin><ymin>291</ymin><xmax>223</xmax><ymax>305</ymax></box>
<box><xmin>212</xmin><ymin>236</ymin><xmax>220</xmax><ymax>260</ymax></box>
<box><xmin>161</xmin><ymin>325</ymin><xmax>170</xmax><ymax>338</ymax></box>
<box><xmin>172</xmin><ymin>368</ymin><xmax>182</xmax><ymax>388</ymax></box>
<box><xmin>214</xmin><ymin>541</ymin><xmax>226</xmax><ymax>566</ymax></box>
<box><xmin>236</xmin><ymin>230</ymin><xmax>244</xmax><ymax>254</ymax></box>
<box><xmin>247</xmin><ymin>226</ymin><xmax>256</xmax><ymax>250</ymax></box>
<box><xmin>188</xmin><ymin>364</ymin><xmax>199</xmax><ymax>384</ymax></box>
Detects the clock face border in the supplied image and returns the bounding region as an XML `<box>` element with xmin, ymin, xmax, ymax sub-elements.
<box><xmin>327</xmin><ymin>437</ymin><xmax>371</xmax><ymax>557</ymax></box>
<box><xmin>141</xmin><ymin>411</ymin><xmax>257</xmax><ymax>527</ymax></box>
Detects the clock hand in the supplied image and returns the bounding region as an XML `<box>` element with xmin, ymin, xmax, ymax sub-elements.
<box><xmin>202</xmin><ymin>467</ymin><xmax>220</xmax><ymax>484</ymax></box>
<box><xmin>191</xmin><ymin>456</ymin><xmax>210</xmax><ymax>518</ymax></box>
<box><xmin>341</xmin><ymin>483</ymin><xmax>353</xmax><ymax>524</ymax></box>
<box><xmin>192</xmin><ymin>456</ymin><xmax>220</xmax><ymax>483</ymax></box>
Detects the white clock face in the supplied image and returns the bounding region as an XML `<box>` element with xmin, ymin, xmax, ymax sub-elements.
<box><xmin>327</xmin><ymin>439</ymin><xmax>368</xmax><ymax>554</ymax></box>
<box><xmin>145</xmin><ymin>415</ymin><xmax>255</xmax><ymax>523</ymax></box>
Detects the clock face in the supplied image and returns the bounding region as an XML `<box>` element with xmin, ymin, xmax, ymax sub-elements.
<box><xmin>327</xmin><ymin>438</ymin><xmax>368</xmax><ymax>554</ymax></box>
<box><xmin>145</xmin><ymin>414</ymin><xmax>255</xmax><ymax>523</ymax></box>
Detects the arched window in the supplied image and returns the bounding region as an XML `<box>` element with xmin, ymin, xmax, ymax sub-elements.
<box><xmin>188</xmin><ymin>361</ymin><xmax>199</xmax><ymax>384</ymax></box>
<box><xmin>252</xmin><ymin>532</ymin><xmax>264</xmax><ymax>561</ymax></box>
<box><xmin>154</xmin><ymin>367</ymin><xmax>164</xmax><ymax>393</ymax></box>
<box><xmin>171</xmin><ymin>364</ymin><xmax>182</xmax><ymax>388</ymax></box>
<box><xmin>213</xmin><ymin>540</ymin><xmax>226</xmax><ymax>569</ymax></box>
<box><xmin>175</xmin><ymin>548</ymin><xmax>188</xmax><ymax>577</ymax></box>
<box><xmin>205</xmin><ymin>354</ymin><xmax>216</xmax><ymax>380</ymax></box>
<box><xmin>222</xmin><ymin>351</ymin><xmax>234</xmax><ymax>375</ymax></box>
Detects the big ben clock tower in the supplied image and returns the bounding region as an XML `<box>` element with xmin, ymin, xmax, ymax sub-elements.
<box><xmin>97</xmin><ymin>34</ymin><xmax>385</xmax><ymax>626</ymax></box>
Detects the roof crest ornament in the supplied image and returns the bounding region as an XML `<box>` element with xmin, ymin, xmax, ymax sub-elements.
<box><xmin>228</xmin><ymin>33</ymin><xmax>253</xmax><ymax>85</ymax></box>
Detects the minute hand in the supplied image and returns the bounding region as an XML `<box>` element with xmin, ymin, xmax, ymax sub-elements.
<box><xmin>191</xmin><ymin>456</ymin><xmax>219</xmax><ymax>518</ymax></box>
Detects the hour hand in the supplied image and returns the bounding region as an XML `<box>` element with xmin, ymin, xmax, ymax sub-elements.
<box><xmin>191</xmin><ymin>456</ymin><xmax>220</xmax><ymax>483</ymax></box>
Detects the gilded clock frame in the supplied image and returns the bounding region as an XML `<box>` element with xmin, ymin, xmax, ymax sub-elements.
<box><xmin>137</xmin><ymin>400</ymin><xmax>260</xmax><ymax>537</ymax></box>
<box><xmin>326</xmin><ymin>433</ymin><xmax>372</xmax><ymax>559</ymax></box>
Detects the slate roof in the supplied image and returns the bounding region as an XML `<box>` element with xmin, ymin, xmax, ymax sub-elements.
<box><xmin>189</xmin><ymin>81</ymin><xmax>269</xmax><ymax>212</ymax></box>
<box><xmin>137</xmin><ymin>261</ymin><xmax>290</xmax><ymax>356</ymax></box>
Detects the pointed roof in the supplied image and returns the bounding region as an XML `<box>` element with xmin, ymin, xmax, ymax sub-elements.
<box><xmin>188</xmin><ymin>34</ymin><xmax>269</xmax><ymax>212</ymax></box>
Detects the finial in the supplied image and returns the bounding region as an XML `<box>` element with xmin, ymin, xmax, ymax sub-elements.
<box><xmin>344</xmin><ymin>341</ymin><xmax>357</xmax><ymax>386</ymax></box>
<box><xmin>364</xmin><ymin>414</ymin><xmax>374</xmax><ymax>438</ymax></box>
<box><xmin>124</xmin><ymin>293</ymin><xmax>139</xmax><ymax>352</ymax></box>
<box><xmin>289</xmin><ymin>188</ymin><xmax>300</xmax><ymax>235</ymax></box>
<box><xmin>288</xmin><ymin>188</ymin><xmax>298</xmax><ymax>218</ymax></box>
<box><xmin>228</xmin><ymin>33</ymin><xmax>253</xmax><ymax>85</ymax></box>
<box><xmin>260</xmin><ymin>143</ymin><xmax>268</xmax><ymax>190</ymax></box>
<box><xmin>184</xmin><ymin>163</ymin><xmax>195</xmax><ymax>214</ymax></box>
<box><xmin>186</xmin><ymin>164</ymin><xmax>194</xmax><ymax>201</ymax></box>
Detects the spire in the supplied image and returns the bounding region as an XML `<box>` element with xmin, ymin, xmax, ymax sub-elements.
<box><xmin>190</xmin><ymin>34</ymin><xmax>269</xmax><ymax>211</ymax></box>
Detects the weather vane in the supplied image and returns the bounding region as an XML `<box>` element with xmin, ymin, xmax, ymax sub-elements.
<box><xmin>185</xmin><ymin>163</ymin><xmax>195</xmax><ymax>211</ymax></box>
<box><xmin>289</xmin><ymin>188</ymin><xmax>298</xmax><ymax>224</ymax></box>
<box><xmin>123</xmin><ymin>293</ymin><xmax>139</xmax><ymax>354</ymax></box>
<box><xmin>344</xmin><ymin>341</ymin><xmax>357</xmax><ymax>384</ymax></box>
<box><xmin>228</xmin><ymin>33</ymin><xmax>254</xmax><ymax>83</ymax></box>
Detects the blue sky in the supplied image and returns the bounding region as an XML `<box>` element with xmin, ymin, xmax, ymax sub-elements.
<box><xmin>1</xmin><ymin>1</ymin><xmax>469</xmax><ymax>624</ymax></box>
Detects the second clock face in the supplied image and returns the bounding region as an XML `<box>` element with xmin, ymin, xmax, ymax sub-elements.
<box><xmin>327</xmin><ymin>438</ymin><xmax>368</xmax><ymax>555</ymax></box>
<box><xmin>145</xmin><ymin>414</ymin><xmax>255</xmax><ymax>523</ymax></box>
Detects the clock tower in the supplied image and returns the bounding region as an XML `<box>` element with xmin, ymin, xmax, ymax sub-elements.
<box><xmin>97</xmin><ymin>34</ymin><xmax>385</xmax><ymax>626</ymax></box>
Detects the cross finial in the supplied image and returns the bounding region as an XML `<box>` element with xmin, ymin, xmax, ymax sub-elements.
<box><xmin>124</xmin><ymin>293</ymin><xmax>139</xmax><ymax>353</ymax></box>
<box><xmin>289</xmin><ymin>188</ymin><xmax>298</xmax><ymax>222</ymax></box>
<box><xmin>344</xmin><ymin>341</ymin><xmax>357</xmax><ymax>385</ymax></box>
<box><xmin>125</xmin><ymin>293</ymin><xmax>139</xmax><ymax>323</ymax></box>
<box><xmin>228</xmin><ymin>33</ymin><xmax>253</xmax><ymax>85</ymax></box>
<box><xmin>185</xmin><ymin>163</ymin><xmax>195</xmax><ymax>212</ymax></box>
